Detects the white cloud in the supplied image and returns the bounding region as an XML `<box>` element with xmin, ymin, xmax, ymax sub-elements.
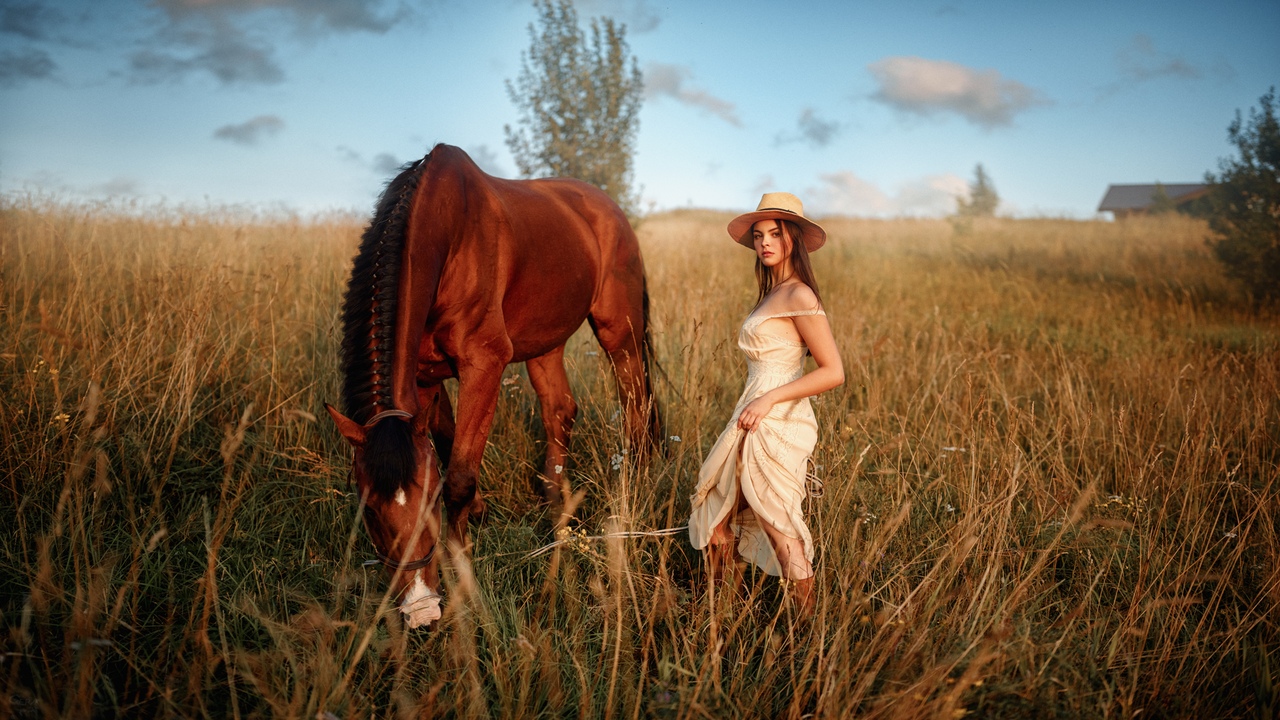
<box><xmin>336</xmin><ymin>146</ymin><xmax>414</xmax><ymax>175</ymax></box>
<box><xmin>0</xmin><ymin>1</ymin><xmax>63</xmax><ymax>41</ymax></box>
<box><xmin>776</xmin><ymin>108</ymin><xmax>840</xmax><ymax>148</ymax></box>
<box><xmin>93</xmin><ymin>177</ymin><xmax>142</xmax><ymax>197</ymax></box>
<box><xmin>153</xmin><ymin>0</ymin><xmax>411</xmax><ymax>35</ymax></box>
<box><xmin>0</xmin><ymin>46</ymin><xmax>54</xmax><ymax>86</ymax></box>
<box><xmin>751</xmin><ymin>174</ymin><xmax>777</xmax><ymax>196</ymax></box>
<box><xmin>644</xmin><ymin>62</ymin><xmax>741</xmax><ymax>127</ymax></box>
<box><xmin>370</xmin><ymin>152</ymin><xmax>401</xmax><ymax>176</ymax></box>
<box><xmin>868</xmin><ymin>56</ymin><xmax>1047</xmax><ymax>129</ymax></box>
<box><xmin>1118</xmin><ymin>34</ymin><xmax>1200</xmax><ymax>82</ymax></box>
<box><xmin>1096</xmin><ymin>34</ymin><xmax>1230</xmax><ymax>99</ymax></box>
<box><xmin>212</xmin><ymin>115</ymin><xmax>284</xmax><ymax>145</ymax></box>
<box><xmin>576</xmin><ymin>0</ymin><xmax>660</xmax><ymax>33</ymax></box>
<box><xmin>808</xmin><ymin>171</ymin><xmax>967</xmax><ymax>217</ymax></box>
<box><xmin>132</xmin><ymin>0</ymin><xmax>420</xmax><ymax>85</ymax></box>
<box><xmin>466</xmin><ymin>144</ymin><xmax>507</xmax><ymax>177</ymax></box>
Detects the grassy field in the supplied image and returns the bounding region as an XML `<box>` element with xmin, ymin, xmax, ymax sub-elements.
<box><xmin>1</xmin><ymin>197</ymin><xmax>1278</xmax><ymax>718</ymax></box>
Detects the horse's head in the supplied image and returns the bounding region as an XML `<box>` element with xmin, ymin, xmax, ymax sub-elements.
<box><xmin>325</xmin><ymin>403</ymin><xmax>444</xmax><ymax>629</ymax></box>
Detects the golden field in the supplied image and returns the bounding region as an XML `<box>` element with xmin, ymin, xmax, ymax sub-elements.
<box><xmin>1</xmin><ymin>197</ymin><xmax>1277</xmax><ymax>718</ymax></box>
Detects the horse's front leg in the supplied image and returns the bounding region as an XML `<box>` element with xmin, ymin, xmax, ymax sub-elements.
<box><xmin>443</xmin><ymin>358</ymin><xmax>506</xmax><ymax>553</ymax></box>
<box><xmin>526</xmin><ymin>345</ymin><xmax>577</xmax><ymax>506</ymax></box>
<box><xmin>416</xmin><ymin>383</ymin><xmax>456</xmax><ymax>469</ymax></box>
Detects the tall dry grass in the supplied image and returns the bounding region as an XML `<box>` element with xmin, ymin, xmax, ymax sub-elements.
<box><xmin>1</xmin><ymin>196</ymin><xmax>1277</xmax><ymax>718</ymax></box>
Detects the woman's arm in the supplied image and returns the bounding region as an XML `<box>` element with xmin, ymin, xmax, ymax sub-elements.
<box><xmin>737</xmin><ymin>289</ymin><xmax>845</xmax><ymax>432</ymax></box>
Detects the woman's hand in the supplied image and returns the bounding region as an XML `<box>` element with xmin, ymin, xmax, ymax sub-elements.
<box><xmin>737</xmin><ymin>394</ymin><xmax>775</xmax><ymax>432</ymax></box>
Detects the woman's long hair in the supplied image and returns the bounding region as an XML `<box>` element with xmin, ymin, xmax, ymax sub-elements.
<box><xmin>754</xmin><ymin>219</ymin><xmax>823</xmax><ymax>309</ymax></box>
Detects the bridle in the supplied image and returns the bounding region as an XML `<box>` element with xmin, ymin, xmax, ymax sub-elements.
<box><xmin>358</xmin><ymin>481</ymin><xmax>445</xmax><ymax>573</ymax></box>
<box><xmin>365</xmin><ymin>408</ymin><xmax>413</xmax><ymax>425</ymax></box>
<box><xmin>352</xmin><ymin>407</ymin><xmax>442</xmax><ymax>574</ymax></box>
<box><xmin>367</xmin><ymin>544</ymin><xmax>436</xmax><ymax>572</ymax></box>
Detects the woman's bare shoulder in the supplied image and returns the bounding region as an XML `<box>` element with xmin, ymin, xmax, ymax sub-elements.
<box><xmin>779</xmin><ymin>283</ymin><xmax>822</xmax><ymax>314</ymax></box>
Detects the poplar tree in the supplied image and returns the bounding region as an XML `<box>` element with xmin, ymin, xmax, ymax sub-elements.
<box><xmin>505</xmin><ymin>0</ymin><xmax>643</xmax><ymax>218</ymax></box>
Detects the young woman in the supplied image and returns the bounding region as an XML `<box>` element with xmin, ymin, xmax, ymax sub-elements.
<box><xmin>688</xmin><ymin>192</ymin><xmax>844</xmax><ymax>615</ymax></box>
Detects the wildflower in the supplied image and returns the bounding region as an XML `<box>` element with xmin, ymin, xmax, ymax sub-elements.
<box><xmin>941</xmin><ymin>446</ymin><xmax>967</xmax><ymax>453</ymax></box>
<box><xmin>1224</xmin><ymin>531</ymin><xmax>1237</xmax><ymax>539</ymax></box>
<box><xmin>52</xmin><ymin>413</ymin><xmax>69</xmax><ymax>424</ymax></box>
<box><xmin>669</xmin><ymin>435</ymin><xmax>681</xmax><ymax>442</ymax></box>
<box><xmin>502</xmin><ymin>375</ymin><xmax>518</xmax><ymax>386</ymax></box>
<box><xmin>554</xmin><ymin>465</ymin><xmax>563</xmax><ymax>474</ymax></box>
<box><xmin>944</xmin><ymin>504</ymin><xmax>956</xmax><ymax>513</ymax></box>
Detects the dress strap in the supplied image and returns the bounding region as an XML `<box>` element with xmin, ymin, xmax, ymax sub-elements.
<box><xmin>764</xmin><ymin>309</ymin><xmax>826</xmax><ymax>319</ymax></box>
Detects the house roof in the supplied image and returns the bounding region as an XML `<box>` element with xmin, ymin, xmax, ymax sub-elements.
<box><xmin>1098</xmin><ymin>183</ymin><xmax>1208</xmax><ymax>211</ymax></box>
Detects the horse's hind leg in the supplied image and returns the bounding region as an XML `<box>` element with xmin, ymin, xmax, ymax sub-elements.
<box><xmin>589</xmin><ymin>278</ymin><xmax>660</xmax><ymax>459</ymax></box>
<box><xmin>526</xmin><ymin>345</ymin><xmax>578</xmax><ymax>505</ymax></box>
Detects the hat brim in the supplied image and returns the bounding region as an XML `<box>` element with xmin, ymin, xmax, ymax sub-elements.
<box><xmin>727</xmin><ymin>210</ymin><xmax>827</xmax><ymax>253</ymax></box>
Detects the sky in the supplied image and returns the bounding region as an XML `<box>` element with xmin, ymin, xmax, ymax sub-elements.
<box><xmin>1</xmin><ymin>0</ymin><xmax>1277</xmax><ymax>219</ymax></box>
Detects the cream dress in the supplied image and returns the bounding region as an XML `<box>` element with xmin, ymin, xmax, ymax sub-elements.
<box><xmin>688</xmin><ymin>308</ymin><xmax>823</xmax><ymax>577</ymax></box>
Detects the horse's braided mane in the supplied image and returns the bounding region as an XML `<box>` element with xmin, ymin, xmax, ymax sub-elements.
<box><xmin>339</xmin><ymin>153</ymin><xmax>430</xmax><ymax>496</ymax></box>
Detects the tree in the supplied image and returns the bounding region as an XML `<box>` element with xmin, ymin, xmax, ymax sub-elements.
<box><xmin>956</xmin><ymin>163</ymin><xmax>999</xmax><ymax>217</ymax></box>
<box><xmin>1206</xmin><ymin>87</ymin><xmax>1280</xmax><ymax>303</ymax></box>
<box><xmin>504</xmin><ymin>0</ymin><xmax>643</xmax><ymax>218</ymax></box>
<box><xmin>1149</xmin><ymin>182</ymin><xmax>1177</xmax><ymax>215</ymax></box>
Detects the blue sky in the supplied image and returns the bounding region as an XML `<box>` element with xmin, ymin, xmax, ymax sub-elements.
<box><xmin>1</xmin><ymin>0</ymin><xmax>1277</xmax><ymax>218</ymax></box>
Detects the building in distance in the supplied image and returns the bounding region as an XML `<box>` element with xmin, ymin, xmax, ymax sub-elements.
<box><xmin>1098</xmin><ymin>183</ymin><xmax>1209</xmax><ymax>219</ymax></box>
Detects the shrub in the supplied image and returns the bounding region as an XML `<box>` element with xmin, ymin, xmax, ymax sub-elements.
<box><xmin>1206</xmin><ymin>87</ymin><xmax>1280</xmax><ymax>303</ymax></box>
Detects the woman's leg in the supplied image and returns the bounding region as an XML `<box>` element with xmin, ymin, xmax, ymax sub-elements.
<box><xmin>757</xmin><ymin>522</ymin><xmax>812</xmax><ymax>580</ymax></box>
<box><xmin>758</xmin><ymin>521</ymin><xmax>815</xmax><ymax>616</ymax></box>
<box><xmin>704</xmin><ymin>436</ymin><xmax>749</xmax><ymax>582</ymax></box>
<box><xmin>705</xmin><ymin>487</ymin><xmax>747</xmax><ymax>581</ymax></box>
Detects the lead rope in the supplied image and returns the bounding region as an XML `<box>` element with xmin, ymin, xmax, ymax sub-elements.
<box><xmin>806</xmin><ymin>456</ymin><xmax>825</xmax><ymax>499</ymax></box>
<box><xmin>522</xmin><ymin>525</ymin><xmax>690</xmax><ymax>559</ymax></box>
<box><xmin>520</xmin><ymin>444</ymin><xmax>828</xmax><ymax>560</ymax></box>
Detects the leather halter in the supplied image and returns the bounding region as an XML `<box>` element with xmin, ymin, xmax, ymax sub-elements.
<box><xmin>364</xmin><ymin>408</ymin><xmax>413</xmax><ymax>427</ymax></box>
<box><xmin>369</xmin><ymin>543</ymin><xmax>436</xmax><ymax>572</ymax></box>
<box><xmin>368</xmin><ymin>479</ymin><xmax>448</xmax><ymax>573</ymax></box>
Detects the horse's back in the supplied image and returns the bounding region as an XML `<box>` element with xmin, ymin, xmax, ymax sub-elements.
<box><xmin>420</xmin><ymin>146</ymin><xmax>640</xmax><ymax>361</ymax></box>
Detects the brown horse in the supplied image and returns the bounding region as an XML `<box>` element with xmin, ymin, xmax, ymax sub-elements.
<box><xmin>325</xmin><ymin>144</ymin><xmax>660</xmax><ymax>629</ymax></box>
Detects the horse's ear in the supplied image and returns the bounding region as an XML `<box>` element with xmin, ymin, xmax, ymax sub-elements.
<box><xmin>325</xmin><ymin>403</ymin><xmax>366</xmax><ymax>446</ymax></box>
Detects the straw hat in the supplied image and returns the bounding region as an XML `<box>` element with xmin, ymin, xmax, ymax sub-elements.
<box><xmin>727</xmin><ymin>192</ymin><xmax>826</xmax><ymax>252</ymax></box>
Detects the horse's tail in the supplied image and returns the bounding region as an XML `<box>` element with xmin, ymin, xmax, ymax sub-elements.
<box><xmin>340</xmin><ymin>155</ymin><xmax>428</xmax><ymax>425</ymax></box>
